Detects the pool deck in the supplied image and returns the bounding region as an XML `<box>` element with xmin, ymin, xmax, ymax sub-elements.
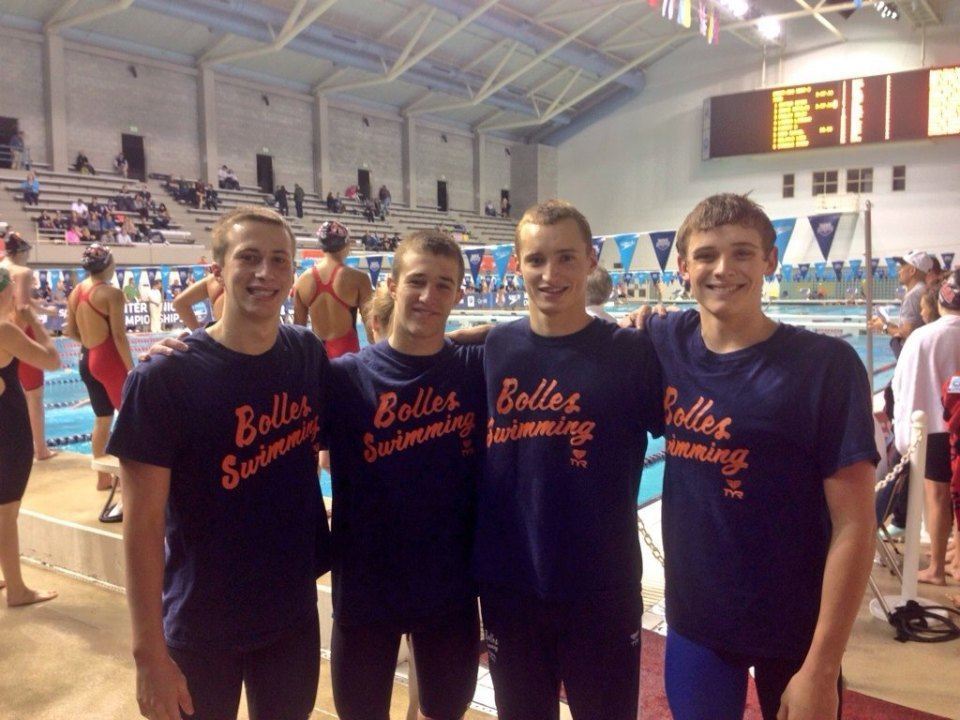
<box><xmin>5</xmin><ymin>451</ymin><xmax>960</xmax><ymax>719</ymax></box>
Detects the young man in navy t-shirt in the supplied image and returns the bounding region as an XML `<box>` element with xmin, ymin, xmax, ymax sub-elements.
<box><xmin>474</xmin><ymin>200</ymin><xmax>663</xmax><ymax>720</ymax></box>
<box><xmin>109</xmin><ymin>207</ymin><xmax>331</xmax><ymax>720</ymax></box>
<box><xmin>643</xmin><ymin>194</ymin><xmax>878</xmax><ymax>720</ymax></box>
<box><xmin>325</xmin><ymin>231</ymin><xmax>485</xmax><ymax>720</ymax></box>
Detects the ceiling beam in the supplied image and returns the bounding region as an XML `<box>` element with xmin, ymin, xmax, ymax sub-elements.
<box><xmin>793</xmin><ymin>0</ymin><xmax>845</xmax><ymax>41</ymax></box>
<box><xmin>319</xmin><ymin>0</ymin><xmax>501</xmax><ymax>93</ymax></box>
<box><xmin>203</xmin><ymin>0</ymin><xmax>339</xmax><ymax>66</ymax></box>
<box><xmin>600</xmin><ymin>12</ymin><xmax>656</xmax><ymax>50</ymax></box>
<box><xmin>389</xmin><ymin>7</ymin><xmax>437</xmax><ymax>74</ymax></box>
<box><xmin>45</xmin><ymin>0</ymin><xmax>134</xmax><ymax>33</ymax></box>
<box><xmin>410</xmin><ymin>1</ymin><xmax>629</xmax><ymax>116</ymax></box>
<box><xmin>724</xmin><ymin>0</ymin><xmax>875</xmax><ymax>31</ymax></box>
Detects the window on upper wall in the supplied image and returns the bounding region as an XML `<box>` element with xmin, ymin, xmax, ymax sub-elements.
<box><xmin>846</xmin><ymin>167</ymin><xmax>873</xmax><ymax>193</ymax></box>
<box><xmin>812</xmin><ymin>170</ymin><xmax>838</xmax><ymax>195</ymax></box>
<box><xmin>782</xmin><ymin>173</ymin><xmax>795</xmax><ymax>198</ymax></box>
<box><xmin>892</xmin><ymin>165</ymin><xmax>906</xmax><ymax>191</ymax></box>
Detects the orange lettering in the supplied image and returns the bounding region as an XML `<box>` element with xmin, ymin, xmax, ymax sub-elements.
<box><xmin>235</xmin><ymin>405</ymin><xmax>257</xmax><ymax>447</ymax></box>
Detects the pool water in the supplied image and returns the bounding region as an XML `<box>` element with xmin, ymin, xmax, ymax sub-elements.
<box><xmin>42</xmin><ymin>305</ymin><xmax>885</xmax><ymax>507</ymax></box>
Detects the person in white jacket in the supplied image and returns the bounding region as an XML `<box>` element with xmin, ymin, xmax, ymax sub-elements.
<box><xmin>892</xmin><ymin>270</ymin><xmax>960</xmax><ymax>585</ymax></box>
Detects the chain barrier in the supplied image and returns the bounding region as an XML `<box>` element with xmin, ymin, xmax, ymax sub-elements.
<box><xmin>875</xmin><ymin>430</ymin><xmax>923</xmax><ymax>492</ymax></box>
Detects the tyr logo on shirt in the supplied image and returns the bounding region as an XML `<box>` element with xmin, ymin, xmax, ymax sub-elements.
<box><xmin>221</xmin><ymin>392</ymin><xmax>320</xmax><ymax>490</ymax></box>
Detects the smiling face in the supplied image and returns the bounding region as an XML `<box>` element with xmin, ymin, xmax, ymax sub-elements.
<box><xmin>517</xmin><ymin>217</ymin><xmax>596</xmax><ymax>328</ymax></box>
<box><xmin>388</xmin><ymin>249</ymin><xmax>462</xmax><ymax>353</ymax></box>
<box><xmin>679</xmin><ymin>224</ymin><xmax>777</xmax><ymax>322</ymax></box>
<box><xmin>214</xmin><ymin>220</ymin><xmax>295</xmax><ymax>324</ymax></box>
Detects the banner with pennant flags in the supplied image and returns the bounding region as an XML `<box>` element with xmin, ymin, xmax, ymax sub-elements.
<box><xmin>614</xmin><ymin>234</ymin><xmax>639</xmax><ymax>272</ymax></box>
<box><xmin>649</xmin><ymin>231</ymin><xmax>676</xmax><ymax>272</ymax></box>
<box><xmin>814</xmin><ymin>262</ymin><xmax>826</xmax><ymax>281</ymax></box>
<box><xmin>944</xmin><ymin>252</ymin><xmax>955</xmax><ymax>270</ymax></box>
<box><xmin>808</xmin><ymin>213</ymin><xmax>841</xmax><ymax>261</ymax></box>
<box><xmin>848</xmin><ymin>259</ymin><xmax>862</xmax><ymax>279</ymax></box>
<box><xmin>831</xmin><ymin>260</ymin><xmax>844</xmax><ymax>281</ymax></box>
<box><xmin>870</xmin><ymin>258</ymin><xmax>880</xmax><ymax>277</ymax></box>
<box><xmin>592</xmin><ymin>236</ymin><xmax>605</xmax><ymax>262</ymax></box>
<box><xmin>885</xmin><ymin>257</ymin><xmax>898</xmax><ymax>276</ymax></box>
<box><xmin>782</xmin><ymin>265</ymin><xmax>793</xmax><ymax>282</ymax></box>
<box><xmin>771</xmin><ymin>218</ymin><xmax>796</xmax><ymax>266</ymax></box>
<box><xmin>492</xmin><ymin>244</ymin><xmax>513</xmax><ymax>283</ymax></box>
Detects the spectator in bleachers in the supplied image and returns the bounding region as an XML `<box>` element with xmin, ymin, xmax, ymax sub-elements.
<box><xmin>274</xmin><ymin>185</ymin><xmax>289</xmax><ymax>216</ymax></box>
<box><xmin>78</xmin><ymin>227</ymin><xmax>94</xmax><ymax>244</ymax></box>
<box><xmin>87</xmin><ymin>209</ymin><xmax>103</xmax><ymax>239</ymax></box>
<box><xmin>203</xmin><ymin>184</ymin><xmax>219</xmax><ymax>211</ymax></box>
<box><xmin>484</xmin><ymin>200</ymin><xmax>497</xmax><ymax>217</ymax></box>
<box><xmin>293</xmin><ymin>183</ymin><xmax>305</xmax><ymax>219</ymax></box>
<box><xmin>326</xmin><ymin>191</ymin><xmax>337</xmax><ymax>212</ymax></box>
<box><xmin>20</xmin><ymin>172</ymin><xmax>39</xmax><ymax>206</ymax></box>
<box><xmin>217</xmin><ymin>165</ymin><xmax>240</xmax><ymax>190</ymax></box>
<box><xmin>71</xmin><ymin>198</ymin><xmax>89</xmax><ymax>219</ymax></box>
<box><xmin>114</xmin><ymin>152</ymin><xmax>129</xmax><ymax>178</ymax></box>
<box><xmin>153</xmin><ymin>203</ymin><xmax>171</xmax><ymax>229</ymax></box>
<box><xmin>115</xmin><ymin>186</ymin><xmax>135</xmax><ymax>212</ymax></box>
<box><xmin>36</xmin><ymin>210</ymin><xmax>53</xmax><ymax>230</ymax></box>
<box><xmin>74</xmin><ymin>150</ymin><xmax>96</xmax><ymax>175</ymax></box>
<box><xmin>64</xmin><ymin>223</ymin><xmax>81</xmax><ymax>245</ymax></box>
<box><xmin>121</xmin><ymin>216</ymin><xmax>139</xmax><ymax>243</ymax></box>
<box><xmin>362</xmin><ymin>197</ymin><xmax>377</xmax><ymax>223</ymax></box>
<box><xmin>500</xmin><ymin>195</ymin><xmax>511</xmax><ymax>218</ymax></box>
<box><xmin>378</xmin><ymin>184</ymin><xmax>392</xmax><ymax>215</ymax></box>
<box><xmin>114</xmin><ymin>227</ymin><xmax>133</xmax><ymax>246</ymax></box>
<box><xmin>8</xmin><ymin>130</ymin><xmax>25</xmax><ymax>169</ymax></box>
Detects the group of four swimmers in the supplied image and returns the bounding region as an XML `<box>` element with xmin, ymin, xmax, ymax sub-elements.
<box><xmin>107</xmin><ymin>193</ymin><xmax>877</xmax><ymax>720</ymax></box>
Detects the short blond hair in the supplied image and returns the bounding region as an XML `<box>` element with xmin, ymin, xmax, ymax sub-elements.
<box><xmin>515</xmin><ymin>199</ymin><xmax>593</xmax><ymax>255</ymax></box>
<box><xmin>210</xmin><ymin>206</ymin><xmax>296</xmax><ymax>265</ymax></box>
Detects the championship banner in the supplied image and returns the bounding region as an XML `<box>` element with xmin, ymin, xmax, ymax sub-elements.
<box><xmin>782</xmin><ymin>265</ymin><xmax>793</xmax><ymax>282</ymax></box>
<box><xmin>492</xmin><ymin>244</ymin><xmax>513</xmax><ymax>282</ymax></box>
<box><xmin>465</xmin><ymin>248</ymin><xmax>485</xmax><ymax>285</ymax></box>
<box><xmin>367</xmin><ymin>256</ymin><xmax>383</xmax><ymax>286</ymax></box>
<box><xmin>944</xmin><ymin>252</ymin><xmax>955</xmax><ymax>270</ymax></box>
<box><xmin>832</xmin><ymin>260</ymin><xmax>844</xmax><ymax>281</ymax></box>
<box><xmin>649</xmin><ymin>231</ymin><xmax>675</xmax><ymax>272</ymax></box>
<box><xmin>146</xmin><ymin>267</ymin><xmax>158</xmax><ymax>285</ymax></box>
<box><xmin>885</xmin><ymin>257</ymin><xmax>898</xmax><ymax>276</ymax></box>
<box><xmin>870</xmin><ymin>257</ymin><xmax>880</xmax><ymax>277</ymax></box>
<box><xmin>848</xmin><ymin>259</ymin><xmax>862</xmax><ymax>279</ymax></box>
<box><xmin>807</xmin><ymin>213</ymin><xmax>841</xmax><ymax>260</ymax></box>
<box><xmin>614</xmin><ymin>233</ymin><xmax>639</xmax><ymax>271</ymax></box>
<box><xmin>771</xmin><ymin>218</ymin><xmax>797</xmax><ymax>265</ymax></box>
<box><xmin>814</xmin><ymin>262</ymin><xmax>826</xmax><ymax>281</ymax></box>
<box><xmin>797</xmin><ymin>263</ymin><xmax>810</xmax><ymax>280</ymax></box>
<box><xmin>592</xmin><ymin>236</ymin><xmax>605</xmax><ymax>262</ymax></box>
<box><xmin>344</xmin><ymin>256</ymin><xmax>360</xmax><ymax>268</ymax></box>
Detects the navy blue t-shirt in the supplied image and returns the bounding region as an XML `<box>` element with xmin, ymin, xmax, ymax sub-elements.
<box><xmin>475</xmin><ymin>317</ymin><xmax>663</xmax><ymax>600</ymax></box>
<box><xmin>326</xmin><ymin>340</ymin><xmax>485</xmax><ymax>627</ymax></box>
<box><xmin>646</xmin><ymin>310</ymin><xmax>879</xmax><ymax>657</ymax></box>
<box><xmin>107</xmin><ymin>325</ymin><xmax>331</xmax><ymax>651</ymax></box>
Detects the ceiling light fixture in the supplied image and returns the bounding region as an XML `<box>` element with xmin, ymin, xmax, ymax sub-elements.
<box><xmin>757</xmin><ymin>16</ymin><xmax>781</xmax><ymax>39</ymax></box>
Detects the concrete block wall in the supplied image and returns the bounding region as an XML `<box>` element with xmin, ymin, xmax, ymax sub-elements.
<box><xmin>415</xmin><ymin>125</ymin><xmax>474</xmax><ymax>210</ymax></box>
<box><xmin>328</xmin><ymin>106</ymin><xmax>402</xmax><ymax>198</ymax></box>
<box><xmin>483</xmin><ymin>137</ymin><xmax>512</xmax><ymax>204</ymax></box>
<box><xmin>0</xmin><ymin>34</ymin><xmax>48</xmax><ymax>165</ymax></box>
<box><xmin>64</xmin><ymin>49</ymin><xmax>200</xmax><ymax>179</ymax></box>
<box><xmin>216</xmin><ymin>82</ymin><xmax>313</xmax><ymax>191</ymax></box>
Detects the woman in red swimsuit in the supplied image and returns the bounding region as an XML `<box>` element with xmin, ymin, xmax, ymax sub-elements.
<box><xmin>294</xmin><ymin>221</ymin><xmax>373</xmax><ymax>358</ymax></box>
<box><xmin>66</xmin><ymin>245</ymin><xmax>134</xmax><ymax>490</ymax></box>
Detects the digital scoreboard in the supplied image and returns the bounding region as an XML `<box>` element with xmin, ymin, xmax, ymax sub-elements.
<box><xmin>702</xmin><ymin>64</ymin><xmax>960</xmax><ymax>159</ymax></box>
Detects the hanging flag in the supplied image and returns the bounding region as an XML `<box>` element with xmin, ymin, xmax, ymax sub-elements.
<box><xmin>464</xmin><ymin>248</ymin><xmax>485</xmax><ymax>285</ymax></box>
<box><xmin>649</xmin><ymin>231</ymin><xmax>676</xmax><ymax>272</ymax></box>
<box><xmin>807</xmin><ymin>213</ymin><xmax>842</xmax><ymax>260</ymax></box>
<box><xmin>367</xmin><ymin>256</ymin><xmax>383</xmax><ymax>286</ymax></box>
<box><xmin>663</xmin><ymin>271</ymin><xmax>675</xmax><ymax>284</ymax></box>
<box><xmin>651</xmin><ymin>272</ymin><xmax>661</xmax><ymax>284</ymax></box>
<box><xmin>344</xmin><ymin>256</ymin><xmax>360</xmax><ymax>268</ymax></box>
<box><xmin>708</xmin><ymin>7</ymin><xmax>719</xmax><ymax>44</ymax></box>
<box><xmin>885</xmin><ymin>257</ymin><xmax>899</xmax><ymax>276</ymax></box>
<box><xmin>849</xmin><ymin>259</ymin><xmax>862</xmax><ymax>279</ymax></box>
<box><xmin>831</xmin><ymin>260</ymin><xmax>844</xmax><ymax>281</ymax></box>
<box><xmin>662</xmin><ymin>0</ymin><xmax>676</xmax><ymax>20</ymax></box>
<box><xmin>592</xmin><ymin>236</ymin><xmax>605</xmax><ymax>261</ymax></box>
<box><xmin>782</xmin><ymin>265</ymin><xmax>793</xmax><ymax>282</ymax></box>
<box><xmin>814</xmin><ymin>262</ymin><xmax>826</xmax><ymax>281</ymax></box>
<box><xmin>943</xmin><ymin>252</ymin><xmax>955</xmax><ymax>270</ymax></box>
<box><xmin>492</xmin><ymin>244</ymin><xmax>513</xmax><ymax>282</ymax></box>
<box><xmin>870</xmin><ymin>257</ymin><xmax>880</xmax><ymax>277</ymax></box>
<box><xmin>678</xmin><ymin>0</ymin><xmax>692</xmax><ymax>28</ymax></box>
<box><xmin>193</xmin><ymin>266</ymin><xmax>205</xmax><ymax>282</ymax></box>
<box><xmin>160</xmin><ymin>265</ymin><xmax>171</xmax><ymax>296</ymax></box>
<box><xmin>178</xmin><ymin>267</ymin><xmax>190</xmax><ymax>286</ymax></box>
<box><xmin>112</xmin><ymin>267</ymin><xmax>123</xmax><ymax>289</ymax></box>
<box><xmin>614</xmin><ymin>233</ymin><xmax>639</xmax><ymax>272</ymax></box>
<box><xmin>771</xmin><ymin>218</ymin><xmax>797</xmax><ymax>265</ymax></box>
<box><xmin>698</xmin><ymin>1</ymin><xmax>708</xmax><ymax>35</ymax></box>
<box><xmin>797</xmin><ymin>263</ymin><xmax>810</xmax><ymax>280</ymax></box>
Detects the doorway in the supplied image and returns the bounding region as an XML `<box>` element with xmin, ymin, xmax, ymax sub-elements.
<box><xmin>257</xmin><ymin>154</ymin><xmax>274</xmax><ymax>194</ymax></box>
<box><xmin>357</xmin><ymin>169</ymin><xmax>371</xmax><ymax>201</ymax></box>
<box><xmin>121</xmin><ymin>133</ymin><xmax>146</xmax><ymax>180</ymax></box>
<box><xmin>437</xmin><ymin>180</ymin><xmax>448</xmax><ymax>212</ymax></box>
<box><xmin>0</xmin><ymin>117</ymin><xmax>19</xmax><ymax>169</ymax></box>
